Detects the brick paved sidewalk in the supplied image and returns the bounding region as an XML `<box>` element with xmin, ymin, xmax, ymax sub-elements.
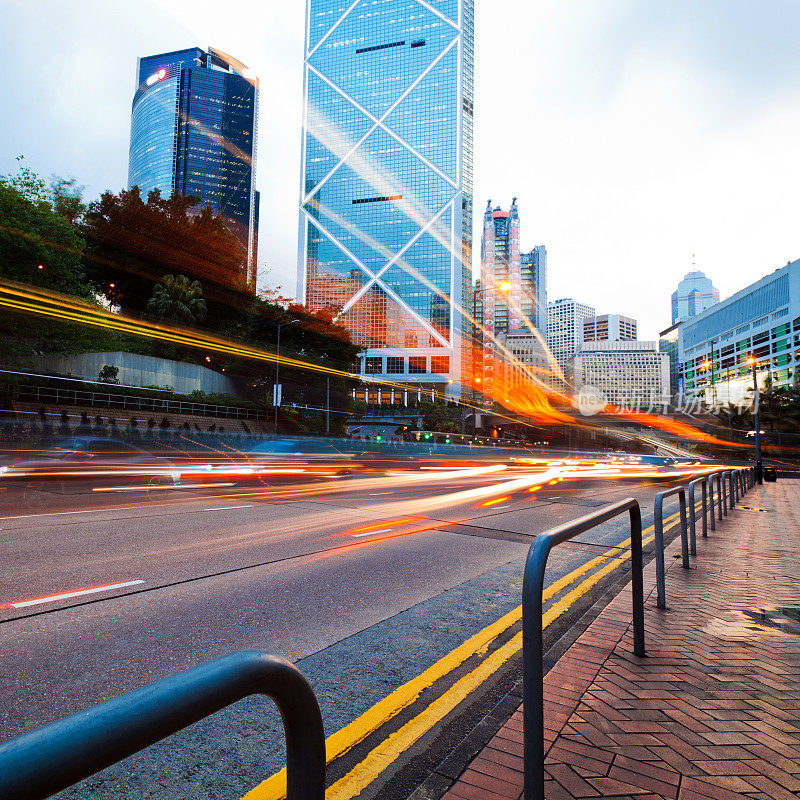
<box><xmin>440</xmin><ymin>482</ymin><xmax>800</xmax><ymax>800</ymax></box>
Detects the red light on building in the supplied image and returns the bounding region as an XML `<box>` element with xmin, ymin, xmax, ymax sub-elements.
<box><xmin>157</xmin><ymin>68</ymin><xmax>167</xmax><ymax>80</ymax></box>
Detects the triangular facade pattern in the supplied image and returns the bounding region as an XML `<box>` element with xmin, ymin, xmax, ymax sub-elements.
<box><xmin>300</xmin><ymin>0</ymin><xmax>474</xmax><ymax>393</ymax></box>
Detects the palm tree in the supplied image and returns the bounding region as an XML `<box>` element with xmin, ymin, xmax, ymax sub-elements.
<box><xmin>146</xmin><ymin>274</ymin><xmax>207</xmax><ymax>325</ymax></box>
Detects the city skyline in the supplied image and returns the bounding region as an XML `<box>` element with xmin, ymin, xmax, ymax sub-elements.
<box><xmin>3</xmin><ymin>0</ymin><xmax>800</xmax><ymax>340</ymax></box>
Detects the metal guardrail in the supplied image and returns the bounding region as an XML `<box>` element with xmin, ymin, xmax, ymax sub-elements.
<box><xmin>687</xmin><ymin>477</ymin><xmax>709</xmax><ymax>553</ymax></box>
<box><xmin>653</xmin><ymin>486</ymin><xmax>689</xmax><ymax>608</ymax></box>
<box><xmin>0</xmin><ymin>651</ymin><xmax>325</xmax><ymax>800</ymax></box>
<box><xmin>522</xmin><ymin>498</ymin><xmax>645</xmax><ymax>800</ymax></box>
<box><xmin>4</xmin><ymin>383</ymin><xmax>264</xmax><ymax>420</ymax></box>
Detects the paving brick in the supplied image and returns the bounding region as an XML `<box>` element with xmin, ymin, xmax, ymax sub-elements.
<box><xmin>428</xmin><ymin>484</ymin><xmax>800</xmax><ymax>800</ymax></box>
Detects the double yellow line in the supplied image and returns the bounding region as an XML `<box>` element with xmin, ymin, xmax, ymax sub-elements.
<box><xmin>242</xmin><ymin>510</ymin><xmax>685</xmax><ymax>800</ymax></box>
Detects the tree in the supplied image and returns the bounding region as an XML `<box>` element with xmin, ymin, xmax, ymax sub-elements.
<box><xmin>82</xmin><ymin>187</ymin><xmax>246</xmax><ymax>313</ymax></box>
<box><xmin>146</xmin><ymin>274</ymin><xmax>207</xmax><ymax>325</ymax></box>
<box><xmin>98</xmin><ymin>365</ymin><xmax>120</xmax><ymax>384</ymax></box>
<box><xmin>0</xmin><ymin>159</ymin><xmax>94</xmax><ymax>298</ymax></box>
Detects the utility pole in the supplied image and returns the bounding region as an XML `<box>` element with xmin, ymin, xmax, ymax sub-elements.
<box><xmin>275</xmin><ymin>319</ymin><xmax>299</xmax><ymax>436</ymax></box>
<box><xmin>326</xmin><ymin>376</ymin><xmax>330</xmax><ymax>436</ymax></box>
<box><xmin>748</xmin><ymin>356</ymin><xmax>763</xmax><ymax>483</ymax></box>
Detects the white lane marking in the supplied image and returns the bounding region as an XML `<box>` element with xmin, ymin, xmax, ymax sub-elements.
<box><xmin>3</xmin><ymin>580</ymin><xmax>145</xmax><ymax>609</ymax></box>
<box><xmin>0</xmin><ymin>506</ymin><xmax>142</xmax><ymax>521</ymax></box>
<box><xmin>203</xmin><ymin>505</ymin><xmax>254</xmax><ymax>512</ymax></box>
<box><xmin>352</xmin><ymin>529</ymin><xmax>392</xmax><ymax>537</ymax></box>
<box><xmin>368</xmin><ymin>493</ymin><xmax>395</xmax><ymax>496</ymax></box>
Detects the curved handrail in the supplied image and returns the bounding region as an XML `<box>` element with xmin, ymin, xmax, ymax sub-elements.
<box><xmin>654</xmin><ymin>486</ymin><xmax>689</xmax><ymax>609</ymax></box>
<box><xmin>0</xmin><ymin>651</ymin><xmax>325</xmax><ymax>800</ymax></box>
<box><xmin>522</xmin><ymin>498</ymin><xmax>644</xmax><ymax>800</ymax></box>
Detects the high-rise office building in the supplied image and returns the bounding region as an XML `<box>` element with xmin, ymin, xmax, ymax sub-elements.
<box><xmin>582</xmin><ymin>314</ymin><xmax>637</xmax><ymax>343</ymax></box>
<box><xmin>298</xmin><ymin>0</ymin><xmax>474</xmax><ymax>400</ymax></box>
<box><xmin>671</xmin><ymin>270</ymin><xmax>719</xmax><ymax>324</ymax></box>
<box><xmin>679</xmin><ymin>259</ymin><xmax>800</xmax><ymax>405</ymax></box>
<box><xmin>520</xmin><ymin>245</ymin><xmax>547</xmax><ymax>334</ymax></box>
<box><xmin>547</xmin><ymin>298</ymin><xmax>595</xmax><ymax>366</ymax></box>
<box><xmin>129</xmin><ymin>47</ymin><xmax>260</xmax><ymax>291</ymax></box>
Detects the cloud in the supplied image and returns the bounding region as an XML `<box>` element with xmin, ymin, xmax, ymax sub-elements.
<box><xmin>1</xmin><ymin>0</ymin><xmax>798</xmax><ymax>337</ymax></box>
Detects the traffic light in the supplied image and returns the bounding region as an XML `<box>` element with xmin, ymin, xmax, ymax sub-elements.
<box><xmin>376</xmin><ymin>434</ymin><xmax>383</xmax><ymax>442</ymax></box>
<box><xmin>444</xmin><ymin>436</ymin><xmax>451</xmax><ymax>444</ymax></box>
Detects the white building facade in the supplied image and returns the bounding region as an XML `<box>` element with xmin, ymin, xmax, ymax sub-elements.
<box><xmin>572</xmin><ymin>340</ymin><xmax>670</xmax><ymax>410</ymax></box>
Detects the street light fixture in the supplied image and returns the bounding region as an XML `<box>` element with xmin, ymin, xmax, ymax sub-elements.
<box><xmin>275</xmin><ymin>319</ymin><xmax>300</xmax><ymax>435</ymax></box>
<box><xmin>746</xmin><ymin>355</ymin><xmax>763</xmax><ymax>484</ymax></box>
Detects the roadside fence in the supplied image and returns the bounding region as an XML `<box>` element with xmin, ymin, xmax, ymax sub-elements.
<box><xmin>0</xmin><ymin>651</ymin><xmax>325</xmax><ymax>800</ymax></box>
<box><xmin>523</xmin><ymin>498</ymin><xmax>646</xmax><ymax>800</ymax></box>
<box><xmin>523</xmin><ymin>465</ymin><xmax>756</xmax><ymax>800</ymax></box>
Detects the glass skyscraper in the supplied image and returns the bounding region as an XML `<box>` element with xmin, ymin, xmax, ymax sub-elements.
<box><xmin>671</xmin><ymin>270</ymin><xmax>719</xmax><ymax>324</ymax></box>
<box><xmin>129</xmin><ymin>47</ymin><xmax>259</xmax><ymax>292</ymax></box>
<box><xmin>298</xmin><ymin>0</ymin><xmax>474</xmax><ymax>399</ymax></box>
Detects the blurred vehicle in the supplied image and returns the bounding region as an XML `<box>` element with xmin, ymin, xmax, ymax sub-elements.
<box><xmin>0</xmin><ymin>437</ymin><xmax>180</xmax><ymax>495</ymax></box>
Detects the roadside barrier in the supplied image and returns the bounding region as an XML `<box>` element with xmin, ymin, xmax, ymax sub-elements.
<box><xmin>0</xmin><ymin>651</ymin><xmax>325</xmax><ymax>800</ymax></box>
<box><xmin>653</xmin><ymin>486</ymin><xmax>689</xmax><ymax>608</ymax></box>
<box><xmin>522</xmin><ymin>498</ymin><xmax>645</xmax><ymax>800</ymax></box>
<box><xmin>687</xmin><ymin>477</ymin><xmax>709</xmax><ymax>552</ymax></box>
<box><xmin>523</xmin><ymin>464</ymin><xmax>757</xmax><ymax>800</ymax></box>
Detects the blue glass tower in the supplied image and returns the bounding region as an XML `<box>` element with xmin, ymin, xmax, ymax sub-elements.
<box><xmin>298</xmin><ymin>0</ymin><xmax>474</xmax><ymax>399</ymax></box>
<box><xmin>129</xmin><ymin>47</ymin><xmax>259</xmax><ymax>291</ymax></box>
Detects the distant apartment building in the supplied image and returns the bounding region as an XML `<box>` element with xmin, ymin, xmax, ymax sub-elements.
<box><xmin>582</xmin><ymin>314</ymin><xmax>637</xmax><ymax>343</ymax></box>
<box><xmin>547</xmin><ymin>298</ymin><xmax>595</xmax><ymax>366</ymax></box>
<box><xmin>298</xmin><ymin>0</ymin><xmax>475</xmax><ymax>401</ymax></box>
<box><xmin>128</xmin><ymin>47</ymin><xmax>260</xmax><ymax>291</ymax></box>
<box><xmin>501</xmin><ymin>332</ymin><xmax>556</xmax><ymax>393</ymax></box>
<box><xmin>672</xmin><ymin>270</ymin><xmax>719</xmax><ymax>324</ymax></box>
<box><xmin>572</xmin><ymin>340</ymin><xmax>670</xmax><ymax>409</ymax></box>
<box><xmin>679</xmin><ymin>259</ymin><xmax>800</xmax><ymax>406</ymax></box>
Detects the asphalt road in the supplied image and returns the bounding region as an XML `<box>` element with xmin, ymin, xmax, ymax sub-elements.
<box><xmin>0</xmin><ymin>462</ymin><xmax>697</xmax><ymax>799</ymax></box>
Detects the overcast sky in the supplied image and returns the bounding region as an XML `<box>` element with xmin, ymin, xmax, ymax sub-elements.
<box><xmin>3</xmin><ymin>0</ymin><xmax>800</xmax><ymax>339</ymax></box>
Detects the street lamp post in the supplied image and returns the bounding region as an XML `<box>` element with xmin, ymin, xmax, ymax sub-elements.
<box><xmin>747</xmin><ymin>356</ymin><xmax>763</xmax><ymax>484</ymax></box>
<box><xmin>275</xmin><ymin>319</ymin><xmax>300</xmax><ymax>435</ymax></box>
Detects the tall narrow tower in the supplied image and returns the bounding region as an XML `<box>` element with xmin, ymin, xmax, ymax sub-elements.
<box><xmin>298</xmin><ymin>0</ymin><xmax>474</xmax><ymax>400</ymax></box>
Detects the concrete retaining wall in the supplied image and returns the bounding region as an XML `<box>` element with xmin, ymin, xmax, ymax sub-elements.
<box><xmin>32</xmin><ymin>352</ymin><xmax>238</xmax><ymax>396</ymax></box>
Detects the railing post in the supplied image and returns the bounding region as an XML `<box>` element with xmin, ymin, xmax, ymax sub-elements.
<box><xmin>654</xmin><ymin>494</ymin><xmax>667</xmax><ymax>609</ymax></box>
<box><xmin>629</xmin><ymin>503</ymin><xmax>645</xmax><ymax>658</ymax></box>
<box><xmin>688</xmin><ymin>479</ymin><xmax>707</xmax><ymax>555</ymax></box>
<box><xmin>721</xmin><ymin>472</ymin><xmax>728</xmax><ymax>516</ymax></box>
<box><xmin>708</xmin><ymin>475</ymin><xmax>716</xmax><ymax>531</ymax></box>
<box><xmin>726</xmin><ymin>471</ymin><xmax>736</xmax><ymax>509</ymax></box>
<box><xmin>677</xmin><ymin>489</ymin><xmax>689</xmax><ymax>568</ymax></box>
<box><xmin>523</xmin><ymin>499</ymin><xmax>644</xmax><ymax>800</ymax></box>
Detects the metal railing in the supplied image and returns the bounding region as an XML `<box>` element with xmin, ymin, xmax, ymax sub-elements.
<box><xmin>653</xmin><ymin>486</ymin><xmax>689</xmax><ymax>608</ymax></box>
<box><xmin>687</xmin><ymin>476</ymin><xmax>709</xmax><ymax>553</ymax></box>
<box><xmin>3</xmin><ymin>383</ymin><xmax>264</xmax><ymax>420</ymax></box>
<box><xmin>0</xmin><ymin>651</ymin><xmax>325</xmax><ymax>800</ymax></box>
<box><xmin>522</xmin><ymin>498</ymin><xmax>645</xmax><ymax>800</ymax></box>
